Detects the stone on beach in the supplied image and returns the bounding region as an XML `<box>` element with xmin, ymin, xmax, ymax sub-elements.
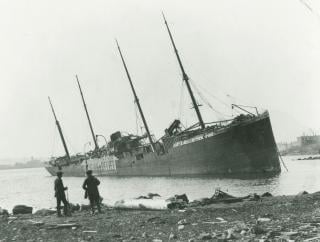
<box><xmin>177</xmin><ymin>218</ymin><xmax>188</xmax><ymax>225</ymax></box>
<box><xmin>12</xmin><ymin>205</ymin><xmax>33</xmax><ymax>215</ymax></box>
<box><xmin>257</xmin><ymin>217</ymin><xmax>272</xmax><ymax>223</ymax></box>
<box><xmin>0</xmin><ymin>207</ymin><xmax>9</xmax><ymax>216</ymax></box>
<box><xmin>178</xmin><ymin>225</ymin><xmax>185</xmax><ymax>230</ymax></box>
<box><xmin>168</xmin><ymin>232</ymin><xmax>177</xmax><ymax>239</ymax></box>
<box><xmin>198</xmin><ymin>232</ymin><xmax>212</xmax><ymax>240</ymax></box>
<box><xmin>166</xmin><ymin>194</ymin><xmax>189</xmax><ymax>203</ymax></box>
<box><xmin>261</xmin><ymin>192</ymin><xmax>273</xmax><ymax>197</ymax></box>
<box><xmin>251</xmin><ymin>225</ymin><xmax>266</xmax><ymax>235</ymax></box>
<box><xmin>244</xmin><ymin>193</ymin><xmax>261</xmax><ymax>201</ymax></box>
<box><xmin>297</xmin><ymin>191</ymin><xmax>309</xmax><ymax>196</ymax></box>
<box><xmin>166</xmin><ymin>194</ymin><xmax>189</xmax><ymax>209</ymax></box>
<box><xmin>281</xmin><ymin>231</ymin><xmax>300</xmax><ymax>239</ymax></box>
<box><xmin>34</xmin><ymin>209</ymin><xmax>56</xmax><ymax>216</ymax></box>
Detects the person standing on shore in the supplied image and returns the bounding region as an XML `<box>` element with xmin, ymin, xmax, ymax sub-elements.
<box><xmin>82</xmin><ymin>170</ymin><xmax>101</xmax><ymax>214</ymax></box>
<box><xmin>54</xmin><ymin>171</ymin><xmax>69</xmax><ymax>217</ymax></box>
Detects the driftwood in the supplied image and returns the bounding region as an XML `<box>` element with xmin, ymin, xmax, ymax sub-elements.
<box><xmin>45</xmin><ymin>223</ymin><xmax>80</xmax><ymax>230</ymax></box>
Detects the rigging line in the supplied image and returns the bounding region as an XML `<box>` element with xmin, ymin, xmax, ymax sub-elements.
<box><xmin>226</xmin><ymin>93</ymin><xmax>261</xmax><ymax>111</ymax></box>
<box><xmin>62</xmin><ymin>132</ymin><xmax>76</xmax><ymax>154</ymax></box>
<box><xmin>133</xmin><ymin>101</ymin><xmax>145</xmax><ymax>136</ymax></box>
<box><xmin>176</xmin><ymin>56</ymin><xmax>234</xmax><ymax>116</ymax></box>
<box><xmin>193</xmin><ymin>87</ymin><xmax>229</xmax><ymax>118</ymax></box>
<box><xmin>189</xmin><ymin>77</ymin><xmax>231</xmax><ymax>109</ymax></box>
<box><xmin>181</xmin><ymin>57</ymin><xmax>235</xmax><ymax>99</ymax></box>
<box><xmin>187</xmin><ymin>78</ymin><xmax>250</xmax><ymax>117</ymax></box>
<box><xmin>299</xmin><ymin>0</ymin><xmax>320</xmax><ymax>21</ymax></box>
<box><xmin>134</xmin><ymin>101</ymin><xmax>138</xmax><ymax>135</ymax></box>
<box><xmin>300</xmin><ymin>0</ymin><xmax>313</xmax><ymax>13</ymax></box>
<box><xmin>134</xmin><ymin>101</ymin><xmax>140</xmax><ymax>135</ymax></box>
<box><xmin>178</xmin><ymin>80</ymin><xmax>185</xmax><ymax>120</ymax></box>
<box><xmin>231</xmin><ymin>105</ymin><xmax>244</xmax><ymax>117</ymax></box>
<box><xmin>188</xmin><ymin>79</ymin><xmax>232</xmax><ymax>118</ymax></box>
<box><xmin>299</xmin><ymin>0</ymin><xmax>320</xmax><ymax>22</ymax></box>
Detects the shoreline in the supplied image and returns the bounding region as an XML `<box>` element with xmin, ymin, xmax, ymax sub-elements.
<box><xmin>1</xmin><ymin>192</ymin><xmax>320</xmax><ymax>241</ymax></box>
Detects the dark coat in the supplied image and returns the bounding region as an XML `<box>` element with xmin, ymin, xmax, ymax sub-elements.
<box><xmin>82</xmin><ymin>176</ymin><xmax>100</xmax><ymax>199</ymax></box>
<box><xmin>54</xmin><ymin>177</ymin><xmax>66</xmax><ymax>198</ymax></box>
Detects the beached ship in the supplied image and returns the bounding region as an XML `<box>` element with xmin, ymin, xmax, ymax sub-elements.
<box><xmin>45</xmin><ymin>15</ymin><xmax>281</xmax><ymax>177</ymax></box>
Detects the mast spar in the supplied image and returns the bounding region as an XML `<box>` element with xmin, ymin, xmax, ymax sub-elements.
<box><xmin>76</xmin><ymin>75</ymin><xmax>99</xmax><ymax>151</ymax></box>
<box><xmin>162</xmin><ymin>13</ymin><xmax>205</xmax><ymax>129</ymax></box>
<box><xmin>116</xmin><ymin>40</ymin><xmax>156</xmax><ymax>152</ymax></box>
<box><xmin>48</xmin><ymin>96</ymin><xmax>70</xmax><ymax>161</ymax></box>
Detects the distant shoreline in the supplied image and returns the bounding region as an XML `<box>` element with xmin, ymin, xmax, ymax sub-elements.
<box><xmin>0</xmin><ymin>160</ymin><xmax>45</xmax><ymax>170</ymax></box>
<box><xmin>0</xmin><ymin>165</ymin><xmax>44</xmax><ymax>171</ymax></box>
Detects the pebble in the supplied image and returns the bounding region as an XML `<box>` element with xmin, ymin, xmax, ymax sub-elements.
<box><xmin>198</xmin><ymin>232</ymin><xmax>212</xmax><ymax>240</ymax></box>
<box><xmin>226</xmin><ymin>229</ymin><xmax>236</xmax><ymax>239</ymax></box>
<box><xmin>178</xmin><ymin>225</ymin><xmax>185</xmax><ymax>230</ymax></box>
<box><xmin>169</xmin><ymin>233</ymin><xmax>177</xmax><ymax>239</ymax></box>
<box><xmin>177</xmin><ymin>219</ymin><xmax>188</xmax><ymax>225</ymax></box>
<box><xmin>258</xmin><ymin>217</ymin><xmax>271</xmax><ymax>223</ymax></box>
<box><xmin>251</xmin><ymin>225</ymin><xmax>266</xmax><ymax>235</ymax></box>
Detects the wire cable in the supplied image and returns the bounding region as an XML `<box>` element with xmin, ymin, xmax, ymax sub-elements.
<box><xmin>188</xmin><ymin>78</ymin><xmax>233</xmax><ymax>119</ymax></box>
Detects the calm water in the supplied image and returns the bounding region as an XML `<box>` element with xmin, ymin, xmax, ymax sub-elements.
<box><xmin>1</xmin><ymin>156</ymin><xmax>320</xmax><ymax>211</ymax></box>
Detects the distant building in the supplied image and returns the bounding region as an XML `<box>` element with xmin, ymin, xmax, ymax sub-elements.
<box><xmin>297</xmin><ymin>135</ymin><xmax>320</xmax><ymax>147</ymax></box>
<box><xmin>280</xmin><ymin>134</ymin><xmax>320</xmax><ymax>155</ymax></box>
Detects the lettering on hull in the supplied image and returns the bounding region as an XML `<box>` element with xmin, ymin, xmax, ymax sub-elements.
<box><xmin>173</xmin><ymin>132</ymin><xmax>215</xmax><ymax>148</ymax></box>
<box><xmin>87</xmin><ymin>156</ymin><xmax>118</xmax><ymax>175</ymax></box>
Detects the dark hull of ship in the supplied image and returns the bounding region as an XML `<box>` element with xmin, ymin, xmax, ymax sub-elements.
<box><xmin>45</xmin><ymin>113</ymin><xmax>281</xmax><ymax>177</ymax></box>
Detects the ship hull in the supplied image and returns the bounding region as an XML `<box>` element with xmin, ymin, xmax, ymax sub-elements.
<box><xmin>46</xmin><ymin>113</ymin><xmax>281</xmax><ymax>177</ymax></box>
<box><xmin>45</xmin><ymin>163</ymin><xmax>86</xmax><ymax>177</ymax></box>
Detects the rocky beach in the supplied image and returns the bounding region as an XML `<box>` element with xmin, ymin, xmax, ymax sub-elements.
<box><xmin>1</xmin><ymin>191</ymin><xmax>320</xmax><ymax>241</ymax></box>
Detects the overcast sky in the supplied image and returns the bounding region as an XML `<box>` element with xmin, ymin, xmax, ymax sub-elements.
<box><xmin>0</xmin><ymin>0</ymin><xmax>319</xmax><ymax>160</ymax></box>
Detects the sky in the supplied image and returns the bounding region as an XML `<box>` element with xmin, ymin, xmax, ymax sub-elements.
<box><xmin>0</xmin><ymin>0</ymin><xmax>319</xmax><ymax>160</ymax></box>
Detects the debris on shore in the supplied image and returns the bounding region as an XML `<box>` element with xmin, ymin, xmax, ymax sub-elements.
<box><xmin>298</xmin><ymin>156</ymin><xmax>320</xmax><ymax>160</ymax></box>
<box><xmin>1</xmin><ymin>191</ymin><xmax>320</xmax><ymax>241</ymax></box>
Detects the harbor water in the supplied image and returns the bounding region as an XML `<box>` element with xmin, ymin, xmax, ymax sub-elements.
<box><xmin>0</xmin><ymin>155</ymin><xmax>319</xmax><ymax>212</ymax></box>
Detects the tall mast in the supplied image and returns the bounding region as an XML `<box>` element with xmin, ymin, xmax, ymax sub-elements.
<box><xmin>76</xmin><ymin>75</ymin><xmax>99</xmax><ymax>151</ymax></box>
<box><xmin>48</xmin><ymin>97</ymin><xmax>70</xmax><ymax>160</ymax></box>
<box><xmin>162</xmin><ymin>13</ymin><xmax>205</xmax><ymax>129</ymax></box>
<box><xmin>116</xmin><ymin>40</ymin><xmax>156</xmax><ymax>152</ymax></box>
